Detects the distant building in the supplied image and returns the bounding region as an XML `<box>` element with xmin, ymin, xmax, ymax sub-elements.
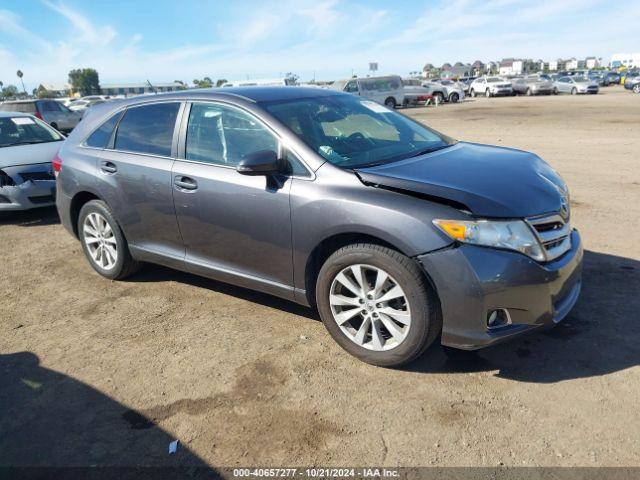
<box><xmin>610</xmin><ymin>53</ymin><xmax>640</xmax><ymax>69</ymax></box>
<box><xmin>42</xmin><ymin>83</ymin><xmax>71</xmax><ymax>96</ymax></box>
<box><xmin>585</xmin><ymin>57</ymin><xmax>600</xmax><ymax>69</ymax></box>
<box><xmin>499</xmin><ymin>58</ymin><xmax>523</xmax><ymax>75</ymax></box>
<box><xmin>471</xmin><ymin>60</ymin><xmax>485</xmax><ymax>76</ymax></box>
<box><xmin>100</xmin><ymin>81</ymin><xmax>183</xmax><ymax>97</ymax></box>
<box><xmin>564</xmin><ymin>58</ymin><xmax>579</xmax><ymax>70</ymax></box>
<box><xmin>485</xmin><ymin>61</ymin><xmax>498</xmax><ymax>74</ymax></box>
<box><xmin>442</xmin><ymin>63</ymin><xmax>472</xmax><ymax>79</ymax></box>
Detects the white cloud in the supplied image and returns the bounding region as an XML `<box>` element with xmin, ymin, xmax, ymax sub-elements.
<box><xmin>41</xmin><ymin>0</ymin><xmax>116</xmax><ymax>46</ymax></box>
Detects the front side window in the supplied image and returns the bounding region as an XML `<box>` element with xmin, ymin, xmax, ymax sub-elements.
<box><xmin>262</xmin><ymin>94</ymin><xmax>454</xmax><ymax>168</ymax></box>
<box><xmin>185</xmin><ymin>103</ymin><xmax>277</xmax><ymax>166</ymax></box>
<box><xmin>344</xmin><ymin>81</ymin><xmax>359</xmax><ymax>93</ymax></box>
<box><xmin>114</xmin><ymin>102</ymin><xmax>180</xmax><ymax>156</ymax></box>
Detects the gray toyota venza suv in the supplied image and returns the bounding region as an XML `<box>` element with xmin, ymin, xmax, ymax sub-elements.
<box><xmin>55</xmin><ymin>87</ymin><xmax>582</xmax><ymax>367</ymax></box>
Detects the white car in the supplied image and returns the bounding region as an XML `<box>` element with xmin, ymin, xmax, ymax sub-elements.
<box><xmin>469</xmin><ymin>77</ymin><xmax>514</xmax><ymax>97</ymax></box>
<box><xmin>422</xmin><ymin>80</ymin><xmax>464</xmax><ymax>103</ymax></box>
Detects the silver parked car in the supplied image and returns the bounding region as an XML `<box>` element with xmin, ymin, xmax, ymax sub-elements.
<box><xmin>0</xmin><ymin>112</ymin><xmax>64</xmax><ymax>211</ymax></box>
<box><xmin>512</xmin><ymin>75</ymin><xmax>555</xmax><ymax>95</ymax></box>
<box><xmin>0</xmin><ymin>100</ymin><xmax>82</xmax><ymax>133</ymax></box>
<box><xmin>553</xmin><ymin>76</ymin><xmax>599</xmax><ymax>95</ymax></box>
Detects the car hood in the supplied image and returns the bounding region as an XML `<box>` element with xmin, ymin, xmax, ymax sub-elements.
<box><xmin>355</xmin><ymin>142</ymin><xmax>567</xmax><ymax>218</ymax></box>
<box><xmin>0</xmin><ymin>141</ymin><xmax>62</xmax><ymax>169</ymax></box>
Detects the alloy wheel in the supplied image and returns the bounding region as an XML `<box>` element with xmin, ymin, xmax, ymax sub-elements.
<box><xmin>329</xmin><ymin>264</ymin><xmax>411</xmax><ymax>351</ymax></box>
<box><xmin>83</xmin><ymin>212</ymin><xmax>118</xmax><ymax>270</ymax></box>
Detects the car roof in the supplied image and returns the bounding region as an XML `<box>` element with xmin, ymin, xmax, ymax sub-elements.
<box><xmin>0</xmin><ymin>111</ymin><xmax>33</xmax><ymax>118</ymax></box>
<box><xmin>112</xmin><ymin>86</ymin><xmax>342</xmax><ymax>107</ymax></box>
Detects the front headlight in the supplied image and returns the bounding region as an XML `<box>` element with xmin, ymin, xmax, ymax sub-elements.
<box><xmin>433</xmin><ymin>219</ymin><xmax>545</xmax><ymax>261</ymax></box>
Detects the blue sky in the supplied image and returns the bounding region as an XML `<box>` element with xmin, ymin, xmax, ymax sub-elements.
<box><xmin>0</xmin><ymin>0</ymin><xmax>637</xmax><ymax>90</ymax></box>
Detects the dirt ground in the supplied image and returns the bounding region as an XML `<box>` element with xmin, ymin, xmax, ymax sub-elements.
<box><xmin>1</xmin><ymin>86</ymin><xmax>639</xmax><ymax>471</ymax></box>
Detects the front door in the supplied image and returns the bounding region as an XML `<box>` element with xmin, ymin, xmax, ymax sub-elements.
<box><xmin>172</xmin><ymin>102</ymin><xmax>294</xmax><ymax>298</ymax></box>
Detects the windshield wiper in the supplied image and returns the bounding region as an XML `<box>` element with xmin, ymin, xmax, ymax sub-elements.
<box><xmin>405</xmin><ymin>144</ymin><xmax>452</xmax><ymax>159</ymax></box>
<box><xmin>1</xmin><ymin>140</ymin><xmax>57</xmax><ymax>147</ymax></box>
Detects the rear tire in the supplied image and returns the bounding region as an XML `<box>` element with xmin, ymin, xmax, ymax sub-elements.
<box><xmin>433</xmin><ymin>92</ymin><xmax>445</xmax><ymax>104</ymax></box>
<box><xmin>316</xmin><ymin>244</ymin><xmax>441</xmax><ymax>368</ymax></box>
<box><xmin>78</xmin><ymin>200</ymin><xmax>140</xmax><ymax>280</ymax></box>
<box><xmin>526</xmin><ymin>88</ymin><xmax>532</xmax><ymax>96</ymax></box>
<box><xmin>449</xmin><ymin>92</ymin><xmax>459</xmax><ymax>103</ymax></box>
<box><xmin>485</xmin><ymin>89</ymin><xmax>491</xmax><ymax>98</ymax></box>
<box><xmin>553</xmin><ymin>87</ymin><xmax>558</xmax><ymax>95</ymax></box>
<box><xmin>571</xmin><ymin>87</ymin><xmax>578</xmax><ymax>95</ymax></box>
<box><xmin>634</xmin><ymin>84</ymin><xmax>640</xmax><ymax>94</ymax></box>
<box><xmin>470</xmin><ymin>88</ymin><xmax>476</xmax><ymax>98</ymax></box>
<box><xmin>50</xmin><ymin>122</ymin><xmax>58</xmax><ymax>130</ymax></box>
<box><xmin>384</xmin><ymin>97</ymin><xmax>396</xmax><ymax>109</ymax></box>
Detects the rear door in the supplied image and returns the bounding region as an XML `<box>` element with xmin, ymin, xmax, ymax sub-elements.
<box><xmin>95</xmin><ymin>101</ymin><xmax>185</xmax><ymax>264</ymax></box>
<box><xmin>171</xmin><ymin>101</ymin><xmax>295</xmax><ymax>298</ymax></box>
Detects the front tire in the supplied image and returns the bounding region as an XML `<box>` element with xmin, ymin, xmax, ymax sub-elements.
<box><xmin>316</xmin><ymin>244</ymin><xmax>441</xmax><ymax>367</ymax></box>
<box><xmin>571</xmin><ymin>87</ymin><xmax>578</xmax><ymax>95</ymax></box>
<box><xmin>449</xmin><ymin>92</ymin><xmax>459</xmax><ymax>103</ymax></box>
<box><xmin>485</xmin><ymin>89</ymin><xmax>491</xmax><ymax>98</ymax></box>
<box><xmin>78</xmin><ymin>200</ymin><xmax>140</xmax><ymax>280</ymax></box>
<box><xmin>634</xmin><ymin>84</ymin><xmax>640</xmax><ymax>94</ymax></box>
<box><xmin>384</xmin><ymin>97</ymin><xmax>396</xmax><ymax>109</ymax></box>
<box><xmin>470</xmin><ymin>88</ymin><xmax>476</xmax><ymax>98</ymax></box>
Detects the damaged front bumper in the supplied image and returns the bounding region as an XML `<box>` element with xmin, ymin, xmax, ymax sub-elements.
<box><xmin>418</xmin><ymin>229</ymin><xmax>583</xmax><ymax>349</ymax></box>
<box><xmin>0</xmin><ymin>164</ymin><xmax>56</xmax><ymax>211</ymax></box>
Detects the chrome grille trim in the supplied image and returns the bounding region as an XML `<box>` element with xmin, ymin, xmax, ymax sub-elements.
<box><xmin>526</xmin><ymin>213</ymin><xmax>572</xmax><ymax>262</ymax></box>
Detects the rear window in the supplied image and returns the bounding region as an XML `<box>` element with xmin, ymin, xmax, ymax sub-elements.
<box><xmin>0</xmin><ymin>102</ymin><xmax>36</xmax><ymax>113</ymax></box>
<box><xmin>113</xmin><ymin>102</ymin><xmax>180</xmax><ymax>156</ymax></box>
<box><xmin>84</xmin><ymin>111</ymin><xmax>123</xmax><ymax>148</ymax></box>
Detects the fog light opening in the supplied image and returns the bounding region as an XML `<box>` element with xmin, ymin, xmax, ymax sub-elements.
<box><xmin>487</xmin><ymin>309</ymin><xmax>512</xmax><ymax>329</ymax></box>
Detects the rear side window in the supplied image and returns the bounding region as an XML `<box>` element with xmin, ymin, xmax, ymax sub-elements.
<box><xmin>114</xmin><ymin>102</ymin><xmax>180</xmax><ymax>156</ymax></box>
<box><xmin>0</xmin><ymin>102</ymin><xmax>36</xmax><ymax>113</ymax></box>
<box><xmin>84</xmin><ymin>111</ymin><xmax>123</xmax><ymax>148</ymax></box>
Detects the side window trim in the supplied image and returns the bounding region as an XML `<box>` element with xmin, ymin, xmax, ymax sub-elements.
<box><xmin>109</xmin><ymin>101</ymin><xmax>185</xmax><ymax>158</ymax></box>
<box><xmin>176</xmin><ymin>100</ymin><xmax>315</xmax><ymax>179</ymax></box>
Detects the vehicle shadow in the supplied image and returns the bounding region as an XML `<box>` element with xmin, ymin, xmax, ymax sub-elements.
<box><xmin>129</xmin><ymin>265</ymin><xmax>320</xmax><ymax>322</ymax></box>
<box><xmin>0</xmin><ymin>206</ymin><xmax>59</xmax><ymax>227</ymax></box>
<box><xmin>0</xmin><ymin>351</ymin><xmax>221</xmax><ymax>477</ymax></box>
<box><xmin>405</xmin><ymin>250</ymin><xmax>640</xmax><ymax>383</ymax></box>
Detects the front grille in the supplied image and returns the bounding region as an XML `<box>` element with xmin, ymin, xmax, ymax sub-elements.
<box><xmin>527</xmin><ymin>214</ymin><xmax>572</xmax><ymax>262</ymax></box>
<box><xmin>20</xmin><ymin>171</ymin><xmax>55</xmax><ymax>182</ymax></box>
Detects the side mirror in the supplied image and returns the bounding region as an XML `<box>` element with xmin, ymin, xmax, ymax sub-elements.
<box><xmin>236</xmin><ymin>150</ymin><xmax>280</xmax><ymax>176</ymax></box>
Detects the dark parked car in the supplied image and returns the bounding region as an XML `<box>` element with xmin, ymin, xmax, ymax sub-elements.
<box><xmin>606</xmin><ymin>72</ymin><xmax>621</xmax><ymax>84</ymax></box>
<box><xmin>55</xmin><ymin>88</ymin><xmax>582</xmax><ymax>367</ymax></box>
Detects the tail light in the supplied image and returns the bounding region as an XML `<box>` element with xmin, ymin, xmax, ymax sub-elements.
<box><xmin>52</xmin><ymin>151</ymin><xmax>63</xmax><ymax>177</ymax></box>
<box><xmin>34</xmin><ymin>109</ymin><xmax>43</xmax><ymax>120</ymax></box>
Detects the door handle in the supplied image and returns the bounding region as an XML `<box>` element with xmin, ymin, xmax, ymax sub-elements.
<box><xmin>100</xmin><ymin>161</ymin><xmax>117</xmax><ymax>174</ymax></box>
<box><xmin>174</xmin><ymin>176</ymin><xmax>198</xmax><ymax>191</ymax></box>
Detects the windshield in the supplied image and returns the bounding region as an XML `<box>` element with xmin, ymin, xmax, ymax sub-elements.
<box><xmin>486</xmin><ymin>77</ymin><xmax>502</xmax><ymax>83</ymax></box>
<box><xmin>262</xmin><ymin>94</ymin><xmax>455</xmax><ymax>168</ymax></box>
<box><xmin>0</xmin><ymin>116</ymin><xmax>64</xmax><ymax>147</ymax></box>
<box><xmin>573</xmin><ymin>76</ymin><xmax>588</xmax><ymax>82</ymax></box>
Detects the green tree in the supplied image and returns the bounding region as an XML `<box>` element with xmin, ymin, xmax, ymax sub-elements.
<box><xmin>68</xmin><ymin>68</ymin><xmax>101</xmax><ymax>96</ymax></box>
<box><xmin>173</xmin><ymin>80</ymin><xmax>187</xmax><ymax>90</ymax></box>
<box><xmin>215</xmin><ymin>78</ymin><xmax>228</xmax><ymax>87</ymax></box>
<box><xmin>16</xmin><ymin>70</ymin><xmax>26</xmax><ymax>94</ymax></box>
<box><xmin>193</xmin><ymin>76</ymin><xmax>213</xmax><ymax>88</ymax></box>
<box><xmin>2</xmin><ymin>85</ymin><xmax>19</xmax><ymax>98</ymax></box>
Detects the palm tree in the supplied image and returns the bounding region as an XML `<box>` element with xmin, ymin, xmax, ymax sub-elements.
<box><xmin>16</xmin><ymin>70</ymin><xmax>26</xmax><ymax>94</ymax></box>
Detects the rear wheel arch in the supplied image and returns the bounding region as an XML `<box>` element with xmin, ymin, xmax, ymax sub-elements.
<box><xmin>70</xmin><ymin>191</ymin><xmax>101</xmax><ymax>238</ymax></box>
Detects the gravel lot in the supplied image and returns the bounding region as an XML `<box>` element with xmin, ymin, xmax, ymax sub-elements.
<box><xmin>1</xmin><ymin>86</ymin><xmax>639</xmax><ymax>470</ymax></box>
